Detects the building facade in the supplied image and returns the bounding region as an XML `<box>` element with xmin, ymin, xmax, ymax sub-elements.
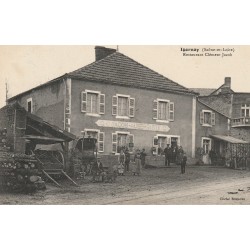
<box><xmin>8</xmin><ymin>46</ymin><xmax>199</xmax><ymax>158</ymax></box>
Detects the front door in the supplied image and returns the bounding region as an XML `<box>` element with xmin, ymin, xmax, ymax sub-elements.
<box><xmin>117</xmin><ymin>134</ymin><xmax>127</xmax><ymax>153</ymax></box>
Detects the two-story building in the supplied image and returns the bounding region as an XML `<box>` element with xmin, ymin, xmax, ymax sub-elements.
<box><xmin>192</xmin><ymin>77</ymin><xmax>250</xmax><ymax>166</ymax></box>
<box><xmin>8</xmin><ymin>46</ymin><xmax>198</xmax><ymax>158</ymax></box>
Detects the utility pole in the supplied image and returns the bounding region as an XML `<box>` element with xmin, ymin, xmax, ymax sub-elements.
<box><xmin>5</xmin><ymin>79</ymin><xmax>8</xmax><ymax>104</ymax></box>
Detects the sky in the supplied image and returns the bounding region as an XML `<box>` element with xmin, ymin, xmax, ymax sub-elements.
<box><xmin>1</xmin><ymin>45</ymin><xmax>250</xmax><ymax>108</ymax></box>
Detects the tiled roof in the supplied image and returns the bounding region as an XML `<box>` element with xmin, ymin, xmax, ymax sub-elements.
<box><xmin>198</xmin><ymin>94</ymin><xmax>232</xmax><ymax>118</ymax></box>
<box><xmin>68</xmin><ymin>52</ymin><xmax>196</xmax><ymax>95</ymax></box>
<box><xmin>190</xmin><ymin>88</ymin><xmax>216</xmax><ymax>96</ymax></box>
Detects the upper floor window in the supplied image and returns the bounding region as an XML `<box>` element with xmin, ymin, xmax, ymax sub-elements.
<box><xmin>87</xmin><ymin>92</ymin><xmax>98</xmax><ymax>114</ymax></box>
<box><xmin>200</xmin><ymin>110</ymin><xmax>215</xmax><ymax>126</ymax></box>
<box><xmin>118</xmin><ymin>96</ymin><xmax>128</xmax><ymax>116</ymax></box>
<box><xmin>241</xmin><ymin>104</ymin><xmax>250</xmax><ymax>117</ymax></box>
<box><xmin>112</xmin><ymin>94</ymin><xmax>135</xmax><ymax>118</ymax></box>
<box><xmin>27</xmin><ymin>98</ymin><xmax>33</xmax><ymax>113</ymax></box>
<box><xmin>81</xmin><ymin>90</ymin><xmax>105</xmax><ymax>116</ymax></box>
<box><xmin>153</xmin><ymin>99</ymin><xmax>174</xmax><ymax>122</ymax></box>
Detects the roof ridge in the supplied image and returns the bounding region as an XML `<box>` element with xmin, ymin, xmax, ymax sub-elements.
<box><xmin>198</xmin><ymin>98</ymin><xmax>231</xmax><ymax>118</ymax></box>
<box><xmin>116</xmin><ymin>52</ymin><xmax>192</xmax><ymax>92</ymax></box>
<box><xmin>69</xmin><ymin>51</ymin><xmax>118</xmax><ymax>74</ymax></box>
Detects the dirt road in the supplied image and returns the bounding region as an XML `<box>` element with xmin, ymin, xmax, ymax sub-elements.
<box><xmin>1</xmin><ymin>166</ymin><xmax>250</xmax><ymax>205</ymax></box>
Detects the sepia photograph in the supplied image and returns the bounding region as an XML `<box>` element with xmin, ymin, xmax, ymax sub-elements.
<box><xmin>2</xmin><ymin>1</ymin><xmax>250</xmax><ymax>250</ymax></box>
<box><xmin>1</xmin><ymin>45</ymin><xmax>250</xmax><ymax>205</ymax></box>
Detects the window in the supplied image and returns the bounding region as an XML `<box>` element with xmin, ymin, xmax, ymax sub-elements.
<box><xmin>27</xmin><ymin>98</ymin><xmax>33</xmax><ymax>113</ymax></box>
<box><xmin>87</xmin><ymin>92</ymin><xmax>98</xmax><ymax>114</ymax></box>
<box><xmin>241</xmin><ymin>104</ymin><xmax>250</xmax><ymax>117</ymax></box>
<box><xmin>112</xmin><ymin>94</ymin><xmax>135</xmax><ymax>118</ymax></box>
<box><xmin>81</xmin><ymin>90</ymin><xmax>105</xmax><ymax>115</ymax></box>
<box><xmin>153</xmin><ymin>99</ymin><xmax>174</xmax><ymax>122</ymax></box>
<box><xmin>158</xmin><ymin>101</ymin><xmax>168</xmax><ymax>120</ymax></box>
<box><xmin>202</xmin><ymin>137</ymin><xmax>211</xmax><ymax>154</ymax></box>
<box><xmin>204</xmin><ymin>112</ymin><xmax>211</xmax><ymax>124</ymax></box>
<box><xmin>200</xmin><ymin>110</ymin><xmax>215</xmax><ymax>126</ymax></box>
<box><xmin>112</xmin><ymin>132</ymin><xmax>134</xmax><ymax>153</ymax></box>
<box><xmin>118</xmin><ymin>96</ymin><xmax>128</xmax><ymax>116</ymax></box>
<box><xmin>152</xmin><ymin>135</ymin><xmax>180</xmax><ymax>155</ymax></box>
<box><xmin>83</xmin><ymin>129</ymin><xmax>105</xmax><ymax>153</ymax></box>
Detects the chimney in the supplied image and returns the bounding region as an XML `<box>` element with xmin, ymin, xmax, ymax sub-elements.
<box><xmin>95</xmin><ymin>46</ymin><xmax>116</xmax><ymax>61</ymax></box>
<box><xmin>221</xmin><ymin>77</ymin><xmax>231</xmax><ymax>94</ymax></box>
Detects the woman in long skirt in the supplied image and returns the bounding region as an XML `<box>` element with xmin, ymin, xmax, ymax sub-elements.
<box><xmin>133</xmin><ymin>149</ymin><xmax>141</xmax><ymax>175</ymax></box>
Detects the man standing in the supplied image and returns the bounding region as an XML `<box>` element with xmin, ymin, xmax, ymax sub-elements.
<box><xmin>164</xmin><ymin>144</ymin><xmax>171</xmax><ymax>166</ymax></box>
<box><xmin>140</xmin><ymin>148</ymin><xmax>147</xmax><ymax>168</ymax></box>
<box><xmin>124</xmin><ymin>148</ymin><xmax>130</xmax><ymax>172</ymax></box>
<box><xmin>181</xmin><ymin>153</ymin><xmax>187</xmax><ymax>174</ymax></box>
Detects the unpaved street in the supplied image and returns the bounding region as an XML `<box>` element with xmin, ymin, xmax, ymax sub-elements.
<box><xmin>1</xmin><ymin>166</ymin><xmax>250</xmax><ymax>205</ymax></box>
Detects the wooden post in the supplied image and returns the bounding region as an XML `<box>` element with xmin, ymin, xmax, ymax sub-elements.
<box><xmin>61</xmin><ymin>170</ymin><xmax>79</xmax><ymax>187</ymax></box>
<box><xmin>42</xmin><ymin>170</ymin><xmax>62</xmax><ymax>188</ymax></box>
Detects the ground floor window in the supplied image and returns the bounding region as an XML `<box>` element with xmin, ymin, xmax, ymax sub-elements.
<box><xmin>152</xmin><ymin>135</ymin><xmax>180</xmax><ymax>155</ymax></box>
<box><xmin>201</xmin><ymin>137</ymin><xmax>211</xmax><ymax>154</ymax></box>
<box><xmin>82</xmin><ymin>129</ymin><xmax>105</xmax><ymax>153</ymax></box>
<box><xmin>112</xmin><ymin>131</ymin><xmax>134</xmax><ymax>154</ymax></box>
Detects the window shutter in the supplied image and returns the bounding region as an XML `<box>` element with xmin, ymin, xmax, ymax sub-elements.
<box><xmin>200</xmin><ymin>111</ymin><xmax>204</xmax><ymax>124</ymax></box>
<box><xmin>99</xmin><ymin>94</ymin><xmax>105</xmax><ymax>114</ymax></box>
<box><xmin>169</xmin><ymin>102</ymin><xmax>174</xmax><ymax>121</ymax></box>
<box><xmin>211</xmin><ymin>112</ymin><xmax>215</xmax><ymax>125</ymax></box>
<box><xmin>81</xmin><ymin>92</ymin><xmax>87</xmax><ymax>113</ymax></box>
<box><xmin>129</xmin><ymin>98</ymin><xmax>135</xmax><ymax>117</ymax></box>
<box><xmin>152</xmin><ymin>136</ymin><xmax>159</xmax><ymax>155</ymax></box>
<box><xmin>112</xmin><ymin>133</ymin><xmax>117</xmax><ymax>153</ymax></box>
<box><xmin>98</xmin><ymin>132</ymin><xmax>105</xmax><ymax>152</ymax></box>
<box><xmin>153</xmin><ymin>100</ymin><xmax>158</xmax><ymax>120</ymax></box>
<box><xmin>112</xmin><ymin>96</ymin><xmax>118</xmax><ymax>116</ymax></box>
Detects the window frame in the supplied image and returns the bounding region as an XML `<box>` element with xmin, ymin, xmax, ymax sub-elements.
<box><xmin>81</xmin><ymin>129</ymin><xmax>105</xmax><ymax>153</ymax></box>
<box><xmin>27</xmin><ymin>97</ymin><xmax>33</xmax><ymax>113</ymax></box>
<box><xmin>241</xmin><ymin>104</ymin><xmax>250</xmax><ymax>117</ymax></box>
<box><xmin>112</xmin><ymin>94</ymin><xmax>135</xmax><ymax>119</ymax></box>
<box><xmin>112</xmin><ymin>131</ymin><xmax>134</xmax><ymax>154</ymax></box>
<box><xmin>152</xmin><ymin>134</ymin><xmax>180</xmax><ymax>155</ymax></box>
<box><xmin>156</xmin><ymin>98</ymin><xmax>170</xmax><ymax>123</ymax></box>
<box><xmin>153</xmin><ymin>98</ymin><xmax>174</xmax><ymax>123</ymax></box>
<box><xmin>200</xmin><ymin>109</ymin><xmax>215</xmax><ymax>127</ymax></box>
<box><xmin>201</xmin><ymin>137</ymin><xmax>212</xmax><ymax>155</ymax></box>
<box><xmin>81</xmin><ymin>89</ymin><xmax>105</xmax><ymax>117</ymax></box>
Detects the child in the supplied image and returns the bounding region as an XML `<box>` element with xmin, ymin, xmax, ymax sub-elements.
<box><xmin>117</xmin><ymin>163</ymin><xmax>125</xmax><ymax>176</ymax></box>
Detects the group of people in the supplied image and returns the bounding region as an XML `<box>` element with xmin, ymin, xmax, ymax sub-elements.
<box><xmin>164</xmin><ymin>144</ymin><xmax>187</xmax><ymax>174</ymax></box>
<box><xmin>118</xmin><ymin>147</ymin><xmax>147</xmax><ymax>176</ymax></box>
<box><xmin>91</xmin><ymin>144</ymin><xmax>188</xmax><ymax>183</ymax></box>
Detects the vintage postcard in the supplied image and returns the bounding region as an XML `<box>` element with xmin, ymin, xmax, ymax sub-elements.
<box><xmin>1</xmin><ymin>45</ymin><xmax>250</xmax><ymax>205</ymax></box>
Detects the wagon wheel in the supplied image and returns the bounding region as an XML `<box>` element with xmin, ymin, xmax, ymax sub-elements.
<box><xmin>51</xmin><ymin>151</ymin><xmax>65</xmax><ymax>169</ymax></box>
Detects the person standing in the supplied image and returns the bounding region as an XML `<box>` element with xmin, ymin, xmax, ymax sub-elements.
<box><xmin>124</xmin><ymin>148</ymin><xmax>130</xmax><ymax>172</ymax></box>
<box><xmin>133</xmin><ymin>149</ymin><xmax>141</xmax><ymax>176</ymax></box>
<box><xmin>171</xmin><ymin>145</ymin><xmax>177</xmax><ymax>164</ymax></box>
<box><xmin>181</xmin><ymin>153</ymin><xmax>187</xmax><ymax>174</ymax></box>
<box><xmin>164</xmin><ymin>144</ymin><xmax>171</xmax><ymax>166</ymax></box>
<box><xmin>140</xmin><ymin>148</ymin><xmax>147</xmax><ymax>168</ymax></box>
<box><xmin>118</xmin><ymin>149</ymin><xmax>125</xmax><ymax>175</ymax></box>
<box><xmin>176</xmin><ymin>146</ymin><xmax>184</xmax><ymax>165</ymax></box>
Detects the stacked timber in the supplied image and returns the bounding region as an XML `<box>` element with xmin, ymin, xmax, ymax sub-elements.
<box><xmin>0</xmin><ymin>128</ymin><xmax>45</xmax><ymax>192</ymax></box>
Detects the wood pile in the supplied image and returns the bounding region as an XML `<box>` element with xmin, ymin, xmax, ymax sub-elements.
<box><xmin>0</xmin><ymin>128</ymin><xmax>45</xmax><ymax>192</ymax></box>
